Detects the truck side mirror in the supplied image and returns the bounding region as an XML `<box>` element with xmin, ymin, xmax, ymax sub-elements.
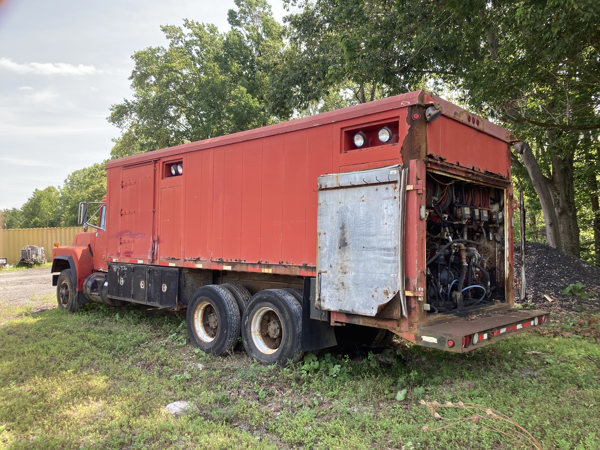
<box><xmin>78</xmin><ymin>202</ymin><xmax>88</xmax><ymax>226</ymax></box>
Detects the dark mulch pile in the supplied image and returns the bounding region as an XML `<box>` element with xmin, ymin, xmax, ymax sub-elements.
<box><xmin>514</xmin><ymin>242</ymin><xmax>600</xmax><ymax>313</ymax></box>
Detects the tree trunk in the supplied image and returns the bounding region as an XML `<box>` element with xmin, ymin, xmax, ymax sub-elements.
<box><xmin>517</xmin><ymin>142</ymin><xmax>562</xmax><ymax>250</ymax></box>
<box><xmin>549</xmin><ymin>152</ymin><xmax>580</xmax><ymax>256</ymax></box>
<box><xmin>516</xmin><ymin>142</ymin><xmax>580</xmax><ymax>257</ymax></box>
<box><xmin>584</xmin><ymin>145</ymin><xmax>600</xmax><ymax>266</ymax></box>
<box><xmin>590</xmin><ymin>177</ymin><xmax>600</xmax><ymax>266</ymax></box>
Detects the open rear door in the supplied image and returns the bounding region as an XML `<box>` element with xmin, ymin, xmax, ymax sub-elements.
<box><xmin>316</xmin><ymin>164</ymin><xmax>408</xmax><ymax>318</ymax></box>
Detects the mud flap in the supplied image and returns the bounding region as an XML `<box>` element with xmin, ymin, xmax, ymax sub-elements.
<box><xmin>301</xmin><ymin>278</ymin><xmax>337</xmax><ymax>352</ymax></box>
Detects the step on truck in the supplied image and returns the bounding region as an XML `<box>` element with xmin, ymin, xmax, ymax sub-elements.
<box><xmin>52</xmin><ymin>90</ymin><xmax>547</xmax><ymax>365</ymax></box>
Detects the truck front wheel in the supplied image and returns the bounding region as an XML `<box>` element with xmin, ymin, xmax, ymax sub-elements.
<box><xmin>186</xmin><ymin>285</ymin><xmax>240</xmax><ymax>355</ymax></box>
<box><xmin>56</xmin><ymin>269</ymin><xmax>80</xmax><ymax>312</ymax></box>
<box><xmin>242</xmin><ymin>289</ymin><xmax>302</xmax><ymax>365</ymax></box>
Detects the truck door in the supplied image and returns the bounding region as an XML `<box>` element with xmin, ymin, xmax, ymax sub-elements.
<box><xmin>118</xmin><ymin>162</ymin><xmax>156</xmax><ymax>262</ymax></box>
<box><xmin>157</xmin><ymin>160</ymin><xmax>184</xmax><ymax>262</ymax></box>
<box><xmin>316</xmin><ymin>164</ymin><xmax>408</xmax><ymax>318</ymax></box>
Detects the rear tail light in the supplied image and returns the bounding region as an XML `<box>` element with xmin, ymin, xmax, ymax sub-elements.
<box><xmin>353</xmin><ymin>132</ymin><xmax>366</xmax><ymax>148</ymax></box>
<box><xmin>377</xmin><ymin>127</ymin><xmax>392</xmax><ymax>143</ymax></box>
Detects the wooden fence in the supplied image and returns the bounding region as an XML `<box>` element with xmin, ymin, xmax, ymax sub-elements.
<box><xmin>0</xmin><ymin>227</ymin><xmax>85</xmax><ymax>266</ymax></box>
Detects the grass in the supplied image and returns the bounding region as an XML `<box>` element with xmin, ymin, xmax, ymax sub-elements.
<box><xmin>0</xmin><ymin>262</ymin><xmax>52</xmax><ymax>272</ymax></box>
<box><xmin>1</xmin><ymin>298</ymin><xmax>599</xmax><ymax>449</ymax></box>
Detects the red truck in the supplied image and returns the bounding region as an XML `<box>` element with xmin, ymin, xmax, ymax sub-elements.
<box><xmin>52</xmin><ymin>90</ymin><xmax>546</xmax><ymax>364</ymax></box>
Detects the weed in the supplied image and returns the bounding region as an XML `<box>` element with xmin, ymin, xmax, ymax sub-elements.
<box><xmin>562</xmin><ymin>282</ymin><xmax>591</xmax><ymax>300</ymax></box>
<box><xmin>0</xmin><ymin>262</ymin><xmax>52</xmax><ymax>272</ymax></box>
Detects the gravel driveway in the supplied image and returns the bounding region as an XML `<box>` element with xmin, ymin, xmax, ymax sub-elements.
<box><xmin>0</xmin><ymin>267</ymin><xmax>56</xmax><ymax>309</ymax></box>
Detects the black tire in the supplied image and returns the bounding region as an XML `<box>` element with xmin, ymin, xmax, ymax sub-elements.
<box><xmin>335</xmin><ymin>324</ymin><xmax>393</xmax><ymax>351</ymax></box>
<box><xmin>221</xmin><ymin>283</ymin><xmax>252</xmax><ymax>316</ymax></box>
<box><xmin>242</xmin><ymin>289</ymin><xmax>303</xmax><ymax>365</ymax></box>
<box><xmin>186</xmin><ymin>285</ymin><xmax>241</xmax><ymax>356</ymax></box>
<box><xmin>282</xmin><ymin>288</ymin><xmax>303</xmax><ymax>304</ymax></box>
<box><xmin>56</xmin><ymin>269</ymin><xmax>80</xmax><ymax>312</ymax></box>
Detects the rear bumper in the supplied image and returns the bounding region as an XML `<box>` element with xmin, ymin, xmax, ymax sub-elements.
<box><xmin>415</xmin><ymin>308</ymin><xmax>548</xmax><ymax>352</ymax></box>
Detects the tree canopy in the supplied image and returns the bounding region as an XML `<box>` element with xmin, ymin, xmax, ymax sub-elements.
<box><xmin>18</xmin><ymin>187</ymin><xmax>61</xmax><ymax>229</ymax></box>
<box><xmin>109</xmin><ymin>0</ymin><xmax>288</xmax><ymax>158</ymax></box>
<box><xmin>58</xmin><ymin>163</ymin><xmax>107</xmax><ymax>227</ymax></box>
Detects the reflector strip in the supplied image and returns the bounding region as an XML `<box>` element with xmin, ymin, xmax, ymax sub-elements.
<box><xmin>460</xmin><ymin>316</ymin><xmax>547</xmax><ymax>349</ymax></box>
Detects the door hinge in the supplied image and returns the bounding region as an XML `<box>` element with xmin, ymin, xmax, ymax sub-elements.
<box><xmin>406</xmin><ymin>183</ymin><xmax>423</xmax><ymax>193</ymax></box>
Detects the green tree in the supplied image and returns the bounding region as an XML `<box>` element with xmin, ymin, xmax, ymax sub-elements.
<box><xmin>279</xmin><ymin>0</ymin><xmax>459</xmax><ymax>112</ymax></box>
<box><xmin>109</xmin><ymin>0</ymin><xmax>288</xmax><ymax>158</ymax></box>
<box><xmin>440</xmin><ymin>0</ymin><xmax>600</xmax><ymax>258</ymax></box>
<box><xmin>1</xmin><ymin>208</ymin><xmax>23</xmax><ymax>229</ymax></box>
<box><xmin>19</xmin><ymin>187</ymin><xmax>61</xmax><ymax>228</ymax></box>
<box><xmin>59</xmin><ymin>163</ymin><xmax>107</xmax><ymax>226</ymax></box>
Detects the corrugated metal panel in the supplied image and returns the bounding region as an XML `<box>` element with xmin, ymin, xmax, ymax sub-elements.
<box><xmin>0</xmin><ymin>227</ymin><xmax>85</xmax><ymax>265</ymax></box>
<box><xmin>316</xmin><ymin>165</ymin><xmax>407</xmax><ymax>317</ymax></box>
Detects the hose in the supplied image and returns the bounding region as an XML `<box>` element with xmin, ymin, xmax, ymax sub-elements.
<box><xmin>446</xmin><ymin>279</ymin><xmax>457</xmax><ymax>301</ymax></box>
<box><xmin>426</xmin><ymin>238</ymin><xmax>483</xmax><ymax>266</ymax></box>
<box><xmin>462</xmin><ymin>285</ymin><xmax>487</xmax><ymax>303</ymax></box>
<box><xmin>472</xmin><ymin>263</ymin><xmax>490</xmax><ymax>297</ymax></box>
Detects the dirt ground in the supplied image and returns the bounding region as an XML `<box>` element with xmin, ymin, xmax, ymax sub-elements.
<box><xmin>514</xmin><ymin>242</ymin><xmax>600</xmax><ymax>313</ymax></box>
<box><xmin>0</xmin><ymin>267</ymin><xmax>56</xmax><ymax>309</ymax></box>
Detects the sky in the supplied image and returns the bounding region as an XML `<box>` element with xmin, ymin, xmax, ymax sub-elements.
<box><xmin>0</xmin><ymin>0</ymin><xmax>286</xmax><ymax>210</ymax></box>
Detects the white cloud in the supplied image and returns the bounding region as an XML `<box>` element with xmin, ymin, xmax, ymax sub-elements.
<box><xmin>0</xmin><ymin>57</ymin><xmax>99</xmax><ymax>76</ymax></box>
<box><xmin>18</xmin><ymin>86</ymin><xmax>34</xmax><ymax>91</ymax></box>
<box><xmin>0</xmin><ymin>156</ymin><xmax>59</xmax><ymax>168</ymax></box>
<box><xmin>0</xmin><ymin>122</ymin><xmax>109</xmax><ymax>137</ymax></box>
<box><xmin>29</xmin><ymin>89</ymin><xmax>59</xmax><ymax>104</ymax></box>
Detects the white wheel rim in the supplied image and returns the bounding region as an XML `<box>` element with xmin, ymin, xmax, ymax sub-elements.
<box><xmin>194</xmin><ymin>300</ymin><xmax>218</xmax><ymax>342</ymax></box>
<box><xmin>251</xmin><ymin>306</ymin><xmax>283</xmax><ymax>355</ymax></box>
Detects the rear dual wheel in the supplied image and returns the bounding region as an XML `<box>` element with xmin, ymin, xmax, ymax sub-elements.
<box><xmin>186</xmin><ymin>285</ymin><xmax>240</xmax><ymax>355</ymax></box>
<box><xmin>242</xmin><ymin>289</ymin><xmax>303</xmax><ymax>365</ymax></box>
<box><xmin>221</xmin><ymin>282</ymin><xmax>251</xmax><ymax>316</ymax></box>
